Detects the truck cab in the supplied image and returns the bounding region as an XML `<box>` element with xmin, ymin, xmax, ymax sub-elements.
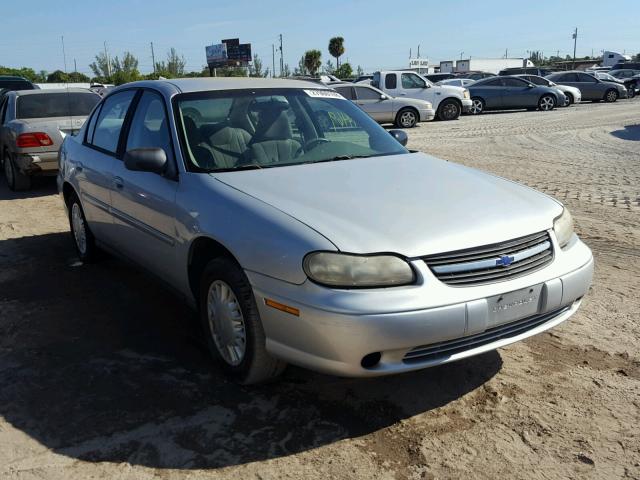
<box><xmin>372</xmin><ymin>71</ymin><xmax>471</xmax><ymax>120</ymax></box>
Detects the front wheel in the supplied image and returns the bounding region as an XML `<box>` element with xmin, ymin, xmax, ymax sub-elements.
<box><xmin>538</xmin><ymin>94</ymin><xmax>556</xmax><ymax>111</ymax></box>
<box><xmin>604</xmin><ymin>89</ymin><xmax>618</xmax><ymax>103</ymax></box>
<box><xmin>395</xmin><ymin>108</ymin><xmax>418</xmax><ymax>128</ymax></box>
<box><xmin>564</xmin><ymin>92</ymin><xmax>574</xmax><ymax>106</ymax></box>
<box><xmin>627</xmin><ymin>87</ymin><xmax>636</xmax><ymax>99</ymax></box>
<box><xmin>199</xmin><ymin>257</ymin><xmax>287</xmax><ymax>384</ymax></box>
<box><xmin>469</xmin><ymin>98</ymin><xmax>484</xmax><ymax>115</ymax></box>
<box><xmin>437</xmin><ymin>99</ymin><xmax>461</xmax><ymax>120</ymax></box>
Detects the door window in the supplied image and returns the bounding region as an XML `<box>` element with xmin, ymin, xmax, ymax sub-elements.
<box><xmin>503</xmin><ymin>78</ymin><xmax>527</xmax><ymax>87</ymax></box>
<box><xmin>526</xmin><ymin>76</ymin><xmax>547</xmax><ymax>86</ymax></box>
<box><xmin>385</xmin><ymin>74</ymin><xmax>397</xmax><ymax>89</ymax></box>
<box><xmin>355</xmin><ymin>87</ymin><xmax>382</xmax><ymax>100</ymax></box>
<box><xmin>483</xmin><ymin>78</ymin><xmax>503</xmax><ymax>86</ymax></box>
<box><xmin>559</xmin><ymin>73</ymin><xmax>579</xmax><ymax>82</ymax></box>
<box><xmin>90</xmin><ymin>90</ymin><xmax>136</xmax><ymax>154</ymax></box>
<box><xmin>84</xmin><ymin>104</ymin><xmax>101</xmax><ymax>144</ymax></box>
<box><xmin>126</xmin><ymin>91</ymin><xmax>173</xmax><ymax>162</ymax></box>
<box><xmin>401</xmin><ymin>73</ymin><xmax>426</xmax><ymax>89</ymax></box>
<box><xmin>577</xmin><ymin>73</ymin><xmax>597</xmax><ymax>83</ymax></box>
<box><xmin>334</xmin><ymin>86</ymin><xmax>354</xmax><ymax>100</ymax></box>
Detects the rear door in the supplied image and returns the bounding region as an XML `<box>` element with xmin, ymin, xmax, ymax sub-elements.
<box><xmin>353</xmin><ymin>85</ymin><xmax>392</xmax><ymax>122</ymax></box>
<box><xmin>554</xmin><ymin>73</ymin><xmax>582</xmax><ymax>97</ymax></box>
<box><xmin>109</xmin><ymin>89</ymin><xmax>179</xmax><ymax>281</ymax></box>
<box><xmin>76</xmin><ymin>89</ymin><xmax>137</xmax><ymax>242</ymax></box>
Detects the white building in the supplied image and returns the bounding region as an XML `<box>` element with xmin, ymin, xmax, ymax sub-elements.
<box><xmin>455</xmin><ymin>58</ymin><xmax>533</xmax><ymax>74</ymax></box>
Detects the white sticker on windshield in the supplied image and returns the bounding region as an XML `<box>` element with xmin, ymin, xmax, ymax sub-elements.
<box><xmin>304</xmin><ymin>89</ymin><xmax>346</xmax><ymax>99</ymax></box>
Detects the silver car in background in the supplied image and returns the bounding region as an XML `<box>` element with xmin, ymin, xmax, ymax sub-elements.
<box><xmin>516</xmin><ymin>74</ymin><xmax>582</xmax><ymax>106</ymax></box>
<box><xmin>436</xmin><ymin>78</ymin><xmax>476</xmax><ymax>88</ymax></box>
<box><xmin>333</xmin><ymin>83</ymin><xmax>435</xmax><ymax>127</ymax></box>
<box><xmin>58</xmin><ymin>78</ymin><xmax>593</xmax><ymax>384</ymax></box>
<box><xmin>0</xmin><ymin>88</ymin><xmax>100</xmax><ymax>190</ymax></box>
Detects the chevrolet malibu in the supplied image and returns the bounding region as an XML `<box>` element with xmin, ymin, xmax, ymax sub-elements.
<box><xmin>58</xmin><ymin>79</ymin><xmax>593</xmax><ymax>384</ymax></box>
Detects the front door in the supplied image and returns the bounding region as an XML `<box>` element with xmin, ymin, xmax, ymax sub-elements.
<box><xmin>501</xmin><ymin>77</ymin><xmax>536</xmax><ymax>107</ymax></box>
<box><xmin>353</xmin><ymin>85</ymin><xmax>392</xmax><ymax>122</ymax></box>
<box><xmin>109</xmin><ymin>90</ymin><xmax>179</xmax><ymax>283</ymax></box>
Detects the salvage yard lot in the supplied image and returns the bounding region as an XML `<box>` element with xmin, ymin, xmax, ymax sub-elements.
<box><xmin>1</xmin><ymin>100</ymin><xmax>639</xmax><ymax>480</ymax></box>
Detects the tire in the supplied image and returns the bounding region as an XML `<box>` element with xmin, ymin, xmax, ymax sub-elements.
<box><xmin>3</xmin><ymin>153</ymin><xmax>31</xmax><ymax>191</ymax></box>
<box><xmin>564</xmin><ymin>92</ymin><xmax>574</xmax><ymax>106</ymax></box>
<box><xmin>604</xmin><ymin>89</ymin><xmax>618</xmax><ymax>103</ymax></box>
<box><xmin>199</xmin><ymin>257</ymin><xmax>286</xmax><ymax>384</ymax></box>
<box><xmin>627</xmin><ymin>88</ymin><xmax>636</xmax><ymax>99</ymax></box>
<box><xmin>394</xmin><ymin>108</ymin><xmax>418</xmax><ymax>128</ymax></box>
<box><xmin>437</xmin><ymin>99</ymin><xmax>461</xmax><ymax>120</ymax></box>
<box><xmin>538</xmin><ymin>94</ymin><xmax>556</xmax><ymax>111</ymax></box>
<box><xmin>68</xmin><ymin>192</ymin><xmax>98</xmax><ymax>262</ymax></box>
<box><xmin>469</xmin><ymin>97</ymin><xmax>484</xmax><ymax>115</ymax></box>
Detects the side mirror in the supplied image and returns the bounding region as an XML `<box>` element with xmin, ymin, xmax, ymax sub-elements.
<box><xmin>528</xmin><ymin>83</ymin><xmax>535</xmax><ymax>88</ymax></box>
<box><xmin>124</xmin><ymin>147</ymin><xmax>167</xmax><ymax>174</ymax></box>
<box><xmin>380</xmin><ymin>94</ymin><xmax>388</xmax><ymax>100</ymax></box>
<box><xmin>388</xmin><ymin>129</ymin><xmax>408</xmax><ymax>146</ymax></box>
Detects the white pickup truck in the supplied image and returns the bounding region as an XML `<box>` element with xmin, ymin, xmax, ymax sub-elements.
<box><xmin>371</xmin><ymin>71</ymin><xmax>472</xmax><ymax>120</ymax></box>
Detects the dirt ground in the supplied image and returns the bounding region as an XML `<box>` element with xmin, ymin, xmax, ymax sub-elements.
<box><xmin>1</xmin><ymin>100</ymin><xmax>639</xmax><ymax>480</ymax></box>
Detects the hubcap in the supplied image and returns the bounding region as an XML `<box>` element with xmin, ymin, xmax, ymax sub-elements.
<box><xmin>471</xmin><ymin>100</ymin><xmax>483</xmax><ymax>114</ymax></box>
<box><xmin>540</xmin><ymin>97</ymin><xmax>554</xmax><ymax>110</ymax></box>
<box><xmin>71</xmin><ymin>203</ymin><xmax>87</xmax><ymax>255</ymax></box>
<box><xmin>607</xmin><ymin>91</ymin><xmax>617</xmax><ymax>102</ymax></box>
<box><xmin>207</xmin><ymin>280</ymin><xmax>246</xmax><ymax>366</ymax></box>
<box><xmin>442</xmin><ymin>103</ymin><xmax>458</xmax><ymax>119</ymax></box>
<box><xmin>400</xmin><ymin>111</ymin><xmax>416</xmax><ymax>127</ymax></box>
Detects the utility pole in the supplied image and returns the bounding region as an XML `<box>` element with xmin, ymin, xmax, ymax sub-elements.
<box><xmin>278</xmin><ymin>34</ymin><xmax>284</xmax><ymax>77</ymax></box>
<box><xmin>417</xmin><ymin>44</ymin><xmax>420</xmax><ymax>58</ymax></box>
<box><xmin>505</xmin><ymin>48</ymin><xmax>508</xmax><ymax>58</ymax></box>
<box><xmin>572</xmin><ymin>28</ymin><xmax>578</xmax><ymax>69</ymax></box>
<box><xmin>151</xmin><ymin>42</ymin><xmax>156</xmax><ymax>75</ymax></box>
<box><xmin>74</xmin><ymin>58</ymin><xmax>77</xmax><ymax>74</ymax></box>
<box><xmin>272</xmin><ymin>44</ymin><xmax>276</xmax><ymax>78</ymax></box>
<box><xmin>460</xmin><ymin>51</ymin><xmax>464</xmax><ymax>60</ymax></box>
<box><xmin>61</xmin><ymin>36</ymin><xmax>68</xmax><ymax>74</ymax></box>
<box><xmin>409</xmin><ymin>48</ymin><xmax>412</xmax><ymax>59</ymax></box>
<box><xmin>104</xmin><ymin>41</ymin><xmax>111</xmax><ymax>79</ymax></box>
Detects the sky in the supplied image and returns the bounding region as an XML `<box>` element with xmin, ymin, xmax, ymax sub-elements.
<box><xmin>1</xmin><ymin>0</ymin><xmax>639</xmax><ymax>76</ymax></box>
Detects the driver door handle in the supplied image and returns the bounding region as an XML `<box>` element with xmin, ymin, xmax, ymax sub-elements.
<box><xmin>113</xmin><ymin>176</ymin><xmax>124</xmax><ymax>190</ymax></box>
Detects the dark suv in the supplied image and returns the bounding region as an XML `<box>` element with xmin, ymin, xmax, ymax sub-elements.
<box><xmin>0</xmin><ymin>76</ymin><xmax>36</xmax><ymax>92</ymax></box>
<box><xmin>499</xmin><ymin>67</ymin><xmax>552</xmax><ymax>77</ymax></box>
<box><xmin>611</xmin><ymin>62</ymin><xmax>640</xmax><ymax>70</ymax></box>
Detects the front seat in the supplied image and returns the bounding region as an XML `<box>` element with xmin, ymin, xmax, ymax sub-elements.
<box><xmin>183</xmin><ymin>116</ymin><xmax>218</xmax><ymax>169</ymax></box>
<box><xmin>205</xmin><ymin>124</ymin><xmax>252</xmax><ymax>169</ymax></box>
<box><xmin>248</xmin><ymin>110</ymin><xmax>301</xmax><ymax>165</ymax></box>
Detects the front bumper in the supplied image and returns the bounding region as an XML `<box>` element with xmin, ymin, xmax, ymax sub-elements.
<box><xmin>461</xmin><ymin>98</ymin><xmax>472</xmax><ymax>113</ymax></box>
<box><xmin>14</xmin><ymin>151</ymin><xmax>59</xmax><ymax>175</ymax></box>
<box><xmin>248</xmin><ymin>234</ymin><xmax>593</xmax><ymax>377</ymax></box>
<box><xmin>419</xmin><ymin>108</ymin><xmax>436</xmax><ymax>122</ymax></box>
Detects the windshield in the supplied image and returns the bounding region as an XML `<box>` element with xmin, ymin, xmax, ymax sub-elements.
<box><xmin>17</xmin><ymin>92</ymin><xmax>100</xmax><ymax>119</ymax></box>
<box><xmin>175</xmin><ymin>88</ymin><xmax>408</xmax><ymax>172</ymax></box>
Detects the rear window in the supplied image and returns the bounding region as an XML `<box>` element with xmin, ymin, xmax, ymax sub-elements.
<box><xmin>17</xmin><ymin>92</ymin><xmax>100</xmax><ymax>119</ymax></box>
<box><xmin>0</xmin><ymin>80</ymin><xmax>34</xmax><ymax>90</ymax></box>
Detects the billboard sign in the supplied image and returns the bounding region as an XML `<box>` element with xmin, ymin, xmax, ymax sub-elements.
<box><xmin>206</xmin><ymin>43</ymin><xmax>227</xmax><ymax>64</ymax></box>
<box><xmin>206</xmin><ymin>39</ymin><xmax>252</xmax><ymax>68</ymax></box>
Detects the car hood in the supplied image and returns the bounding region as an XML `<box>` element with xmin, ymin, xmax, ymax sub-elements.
<box><xmin>213</xmin><ymin>152</ymin><xmax>563</xmax><ymax>257</ymax></box>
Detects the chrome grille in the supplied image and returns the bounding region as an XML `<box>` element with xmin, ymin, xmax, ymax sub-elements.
<box><xmin>403</xmin><ymin>306</ymin><xmax>570</xmax><ymax>364</ymax></box>
<box><xmin>423</xmin><ymin>231</ymin><xmax>553</xmax><ymax>286</ymax></box>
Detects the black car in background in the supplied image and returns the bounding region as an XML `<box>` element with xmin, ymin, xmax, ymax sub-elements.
<box><xmin>611</xmin><ymin>62</ymin><xmax>640</xmax><ymax>70</ymax></box>
<box><xmin>423</xmin><ymin>73</ymin><xmax>456</xmax><ymax>83</ymax></box>
<box><xmin>0</xmin><ymin>76</ymin><xmax>36</xmax><ymax>91</ymax></box>
<box><xmin>546</xmin><ymin>71</ymin><xmax>628</xmax><ymax>102</ymax></box>
<box><xmin>458</xmin><ymin>71</ymin><xmax>496</xmax><ymax>81</ymax></box>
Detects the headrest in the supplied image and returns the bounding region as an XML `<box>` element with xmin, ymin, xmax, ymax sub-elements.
<box><xmin>254</xmin><ymin>110</ymin><xmax>292</xmax><ymax>141</ymax></box>
<box><xmin>183</xmin><ymin>116</ymin><xmax>204</xmax><ymax>145</ymax></box>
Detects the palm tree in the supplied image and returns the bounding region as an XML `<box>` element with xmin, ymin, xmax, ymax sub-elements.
<box><xmin>304</xmin><ymin>50</ymin><xmax>322</xmax><ymax>76</ymax></box>
<box><xmin>328</xmin><ymin>37</ymin><xmax>345</xmax><ymax>68</ymax></box>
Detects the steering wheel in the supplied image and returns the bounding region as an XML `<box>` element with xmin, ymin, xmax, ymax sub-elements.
<box><xmin>303</xmin><ymin>138</ymin><xmax>330</xmax><ymax>151</ymax></box>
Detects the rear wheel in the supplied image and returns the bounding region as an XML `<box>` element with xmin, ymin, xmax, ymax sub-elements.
<box><xmin>199</xmin><ymin>257</ymin><xmax>286</xmax><ymax>384</ymax></box>
<box><xmin>538</xmin><ymin>94</ymin><xmax>556</xmax><ymax>111</ymax></box>
<box><xmin>469</xmin><ymin>97</ymin><xmax>484</xmax><ymax>115</ymax></box>
<box><xmin>3</xmin><ymin>153</ymin><xmax>31</xmax><ymax>191</ymax></box>
<box><xmin>68</xmin><ymin>192</ymin><xmax>98</xmax><ymax>262</ymax></box>
<box><xmin>395</xmin><ymin>108</ymin><xmax>418</xmax><ymax>128</ymax></box>
<box><xmin>604</xmin><ymin>89</ymin><xmax>618</xmax><ymax>103</ymax></box>
<box><xmin>437</xmin><ymin>99</ymin><xmax>461</xmax><ymax>120</ymax></box>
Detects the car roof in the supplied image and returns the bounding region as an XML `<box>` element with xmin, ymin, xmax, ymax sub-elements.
<box><xmin>12</xmin><ymin>88</ymin><xmax>96</xmax><ymax>96</ymax></box>
<box><xmin>111</xmin><ymin>78</ymin><xmax>330</xmax><ymax>95</ymax></box>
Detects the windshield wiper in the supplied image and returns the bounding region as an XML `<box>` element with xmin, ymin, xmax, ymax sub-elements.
<box><xmin>211</xmin><ymin>163</ymin><xmax>267</xmax><ymax>173</ymax></box>
<box><xmin>306</xmin><ymin>154</ymin><xmax>375</xmax><ymax>164</ymax></box>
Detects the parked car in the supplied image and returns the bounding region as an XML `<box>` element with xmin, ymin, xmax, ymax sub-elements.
<box><xmin>591</xmin><ymin>71</ymin><xmax>636</xmax><ymax>98</ymax></box>
<box><xmin>436</xmin><ymin>78</ymin><xmax>475</xmax><ymax>88</ymax></box>
<box><xmin>423</xmin><ymin>73</ymin><xmax>457</xmax><ymax>83</ymax></box>
<box><xmin>353</xmin><ymin>75</ymin><xmax>373</xmax><ymax>83</ymax></box>
<box><xmin>499</xmin><ymin>67</ymin><xmax>552</xmax><ymax>77</ymax></box>
<box><xmin>0</xmin><ymin>88</ymin><xmax>100</xmax><ymax>190</ymax></box>
<box><xmin>467</xmin><ymin>76</ymin><xmax>565</xmax><ymax>114</ymax></box>
<box><xmin>0</xmin><ymin>76</ymin><xmax>37</xmax><ymax>92</ymax></box>
<box><xmin>333</xmin><ymin>83</ymin><xmax>435</xmax><ymax>127</ymax></box>
<box><xmin>545</xmin><ymin>71</ymin><xmax>628</xmax><ymax>102</ymax></box>
<box><xmin>611</xmin><ymin>62</ymin><xmax>640</xmax><ymax>70</ymax></box>
<box><xmin>372</xmin><ymin>71</ymin><xmax>472</xmax><ymax>120</ymax></box>
<box><xmin>458</xmin><ymin>71</ymin><xmax>495</xmax><ymax>81</ymax></box>
<box><xmin>516</xmin><ymin>74</ymin><xmax>582</xmax><ymax>106</ymax></box>
<box><xmin>58</xmin><ymin>78</ymin><xmax>593</xmax><ymax>384</ymax></box>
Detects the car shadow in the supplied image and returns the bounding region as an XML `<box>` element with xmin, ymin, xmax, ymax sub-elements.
<box><xmin>0</xmin><ymin>232</ymin><xmax>502</xmax><ymax>470</ymax></box>
<box><xmin>610</xmin><ymin>124</ymin><xmax>640</xmax><ymax>141</ymax></box>
<box><xmin>0</xmin><ymin>175</ymin><xmax>58</xmax><ymax>200</ymax></box>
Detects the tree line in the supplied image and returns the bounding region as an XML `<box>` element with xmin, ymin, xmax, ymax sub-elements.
<box><xmin>1</xmin><ymin>37</ymin><xmax>368</xmax><ymax>86</ymax></box>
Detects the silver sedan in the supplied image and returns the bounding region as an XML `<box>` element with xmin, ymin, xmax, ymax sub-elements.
<box><xmin>58</xmin><ymin>78</ymin><xmax>593</xmax><ymax>384</ymax></box>
<box><xmin>0</xmin><ymin>88</ymin><xmax>99</xmax><ymax>190</ymax></box>
<box><xmin>333</xmin><ymin>83</ymin><xmax>434</xmax><ymax>127</ymax></box>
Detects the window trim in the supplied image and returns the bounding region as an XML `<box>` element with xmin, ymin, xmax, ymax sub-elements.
<box><xmin>354</xmin><ymin>86</ymin><xmax>380</xmax><ymax>101</ymax></box>
<box><xmin>83</xmin><ymin>88</ymin><xmax>140</xmax><ymax>159</ymax></box>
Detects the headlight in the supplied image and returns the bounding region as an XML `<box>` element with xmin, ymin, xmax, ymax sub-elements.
<box><xmin>303</xmin><ymin>252</ymin><xmax>415</xmax><ymax>288</ymax></box>
<box><xmin>463</xmin><ymin>89</ymin><xmax>470</xmax><ymax>99</ymax></box>
<box><xmin>553</xmin><ymin>208</ymin><xmax>574</xmax><ymax>248</ymax></box>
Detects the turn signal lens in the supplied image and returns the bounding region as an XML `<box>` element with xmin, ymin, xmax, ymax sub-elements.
<box><xmin>17</xmin><ymin>132</ymin><xmax>54</xmax><ymax>148</ymax></box>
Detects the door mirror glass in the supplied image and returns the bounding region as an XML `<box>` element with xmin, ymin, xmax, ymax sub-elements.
<box><xmin>124</xmin><ymin>148</ymin><xmax>167</xmax><ymax>174</ymax></box>
<box><xmin>380</xmin><ymin>94</ymin><xmax>388</xmax><ymax>100</ymax></box>
<box><xmin>388</xmin><ymin>129</ymin><xmax>408</xmax><ymax>146</ymax></box>
<box><xmin>528</xmin><ymin>83</ymin><xmax>535</xmax><ymax>88</ymax></box>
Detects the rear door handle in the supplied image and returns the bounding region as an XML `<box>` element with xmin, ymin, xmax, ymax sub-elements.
<box><xmin>113</xmin><ymin>176</ymin><xmax>124</xmax><ymax>190</ymax></box>
<box><xmin>75</xmin><ymin>162</ymin><xmax>83</xmax><ymax>172</ymax></box>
